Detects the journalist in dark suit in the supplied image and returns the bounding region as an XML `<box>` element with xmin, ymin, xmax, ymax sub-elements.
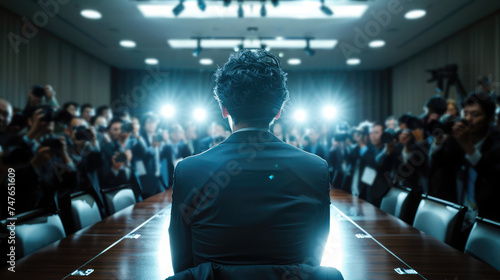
<box><xmin>169</xmin><ymin>50</ymin><xmax>331</xmax><ymax>274</ymax></box>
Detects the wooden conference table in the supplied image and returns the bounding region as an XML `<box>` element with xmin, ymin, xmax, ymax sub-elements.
<box><xmin>2</xmin><ymin>188</ymin><xmax>500</xmax><ymax>280</ymax></box>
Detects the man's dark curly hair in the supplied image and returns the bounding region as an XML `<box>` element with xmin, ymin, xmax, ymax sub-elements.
<box><xmin>213</xmin><ymin>49</ymin><xmax>289</xmax><ymax>126</ymax></box>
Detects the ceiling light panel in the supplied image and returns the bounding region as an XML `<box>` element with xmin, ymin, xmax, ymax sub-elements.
<box><xmin>138</xmin><ymin>2</ymin><xmax>367</xmax><ymax>19</ymax></box>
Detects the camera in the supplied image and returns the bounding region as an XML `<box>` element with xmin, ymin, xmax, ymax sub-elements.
<box><xmin>39</xmin><ymin>105</ymin><xmax>55</xmax><ymax>122</ymax></box>
<box><xmin>40</xmin><ymin>135</ymin><xmax>63</xmax><ymax>151</ymax></box>
<box><xmin>381</xmin><ymin>129</ymin><xmax>399</xmax><ymax>144</ymax></box>
<box><xmin>74</xmin><ymin>126</ymin><xmax>94</xmax><ymax>141</ymax></box>
<box><xmin>121</xmin><ymin>121</ymin><xmax>133</xmax><ymax>133</ymax></box>
<box><xmin>427</xmin><ymin>114</ymin><xmax>468</xmax><ymax>135</ymax></box>
<box><xmin>153</xmin><ymin>130</ymin><xmax>164</xmax><ymax>143</ymax></box>
<box><xmin>334</xmin><ymin>123</ymin><xmax>350</xmax><ymax>142</ymax></box>
<box><xmin>31</xmin><ymin>85</ymin><xmax>46</xmax><ymax>98</ymax></box>
<box><xmin>114</xmin><ymin>152</ymin><xmax>127</xmax><ymax>163</ymax></box>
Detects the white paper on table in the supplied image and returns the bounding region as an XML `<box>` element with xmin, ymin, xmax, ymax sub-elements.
<box><xmin>361</xmin><ymin>166</ymin><xmax>377</xmax><ymax>186</ymax></box>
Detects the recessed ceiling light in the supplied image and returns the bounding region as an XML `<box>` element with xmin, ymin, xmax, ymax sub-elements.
<box><xmin>200</xmin><ymin>58</ymin><xmax>213</xmax><ymax>65</ymax></box>
<box><xmin>288</xmin><ymin>58</ymin><xmax>301</xmax><ymax>65</ymax></box>
<box><xmin>369</xmin><ymin>40</ymin><xmax>385</xmax><ymax>48</ymax></box>
<box><xmin>346</xmin><ymin>58</ymin><xmax>360</xmax><ymax>65</ymax></box>
<box><xmin>279</xmin><ymin>52</ymin><xmax>284</xmax><ymax>58</ymax></box>
<box><xmin>405</xmin><ymin>9</ymin><xmax>426</xmax><ymax>20</ymax></box>
<box><xmin>276</xmin><ymin>36</ymin><xmax>284</xmax><ymax>41</ymax></box>
<box><xmin>120</xmin><ymin>40</ymin><xmax>136</xmax><ymax>48</ymax></box>
<box><xmin>81</xmin><ymin>9</ymin><xmax>102</xmax><ymax>20</ymax></box>
<box><xmin>145</xmin><ymin>58</ymin><xmax>158</xmax><ymax>65</ymax></box>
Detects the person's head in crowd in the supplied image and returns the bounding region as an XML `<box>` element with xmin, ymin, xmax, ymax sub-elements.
<box><xmin>287</xmin><ymin>134</ymin><xmax>299</xmax><ymax>148</ymax></box>
<box><xmin>90</xmin><ymin>115</ymin><xmax>107</xmax><ymax>132</ymax></box>
<box><xmin>141</xmin><ymin>112</ymin><xmax>159</xmax><ymax>135</ymax></box>
<box><xmin>44</xmin><ymin>85</ymin><xmax>56</xmax><ymax>101</ymax></box>
<box><xmin>385</xmin><ymin>116</ymin><xmax>397</xmax><ymax>131</ymax></box>
<box><xmin>460</xmin><ymin>92</ymin><xmax>496</xmax><ymax>137</ymax></box>
<box><xmin>63</xmin><ymin>102</ymin><xmax>80</xmax><ymax>117</ymax></box>
<box><xmin>114</xmin><ymin>109</ymin><xmax>130</xmax><ymax>121</ymax></box>
<box><xmin>28</xmin><ymin>85</ymin><xmax>46</xmax><ymax>107</ymax></box>
<box><xmin>96</xmin><ymin>105</ymin><xmax>113</xmax><ymax>122</ymax></box>
<box><xmin>423</xmin><ymin>95</ymin><xmax>447</xmax><ymax>122</ymax></box>
<box><xmin>446</xmin><ymin>99</ymin><xmax>460</xmax><ymax>117</ymax></box>
<box><xmin>0</xmin><ymin>98</ymin><xmax>13</xmax><ymax>132</ymax></box>
<box><xmin>170</xmin><ymin>123</ymin><xmax>185</xmax><ymax>144</ymax></box>
<box><xmin>305</xmin><ymin>124</ymin><xmax>320</xmax><ymax>146</ymax></box>
<box><xmin>213</xmin><ymin>49</ymin><xmax>289</xmax><ymax>130</ymax></box>
<box><xmin>353</xmin><ymin>122</ymin><xmax>372</xmax><ymax>147</ymax></box>
<box><xmin>107</xmin><ymin>117</ymin><xmax>124</xmax><ymax>142</ymax></box>
<box><xmin>185</xmin><ymin>121</ymin><xmax>198</xmax><ymax>140</ymax></box>
<box><xmin>131</xmin><ymin>117</ymin><xmax>140</xmax><ymax>136</ymax></box>
<box><xmin>398</xmin><ymin>114</ymin><xmax>422</xmax><ymax>131</ymax></box>
<box><xmin>81</xmin><ymin>103</ymin><xmax>95</xmax><ymax>122</ymax></box>
<box><xmin>369</xmin><ymin>122</ymin><xmax>384</xmax><ymax>148</ymax></box>
<box><xmin>65</xmin><ymin>117</ymin><xmax>93</xmax><ymax>145</ymax></box>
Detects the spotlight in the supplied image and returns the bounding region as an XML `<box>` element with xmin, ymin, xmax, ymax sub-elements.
<box><xmin>271</xmin><ymin>0</ymin><xmax>279</xmax><ymax>7</ymax></box>
<box><xmin>304</xmin><ymin>39</ymin><xmax>315</xmax><ymax>56</ymax></box>
<box><xmin>260</xmin><ymin>0</ymin><xmax>266</xmax><ymax>17</ymax></box>
<box><xmin>237</xmin><ymin>0</ymin><xmax>244</xmax><ymax>18</ymax></box>
<box><xmin>193</xmin><ymin>108</ymin><xmax>207</xmax><ymax>121</ymax></box>
<box><xmin>322</xmin><ymin>105</ymin><xmax>337</xmax><ymax>120</ymax></box>
<box><xmin>172</xmin><ymin>0</ymin><xmax>185</xmax><ymax>17</ymax></box>
<box><xmin>193</xmin><ymin>39</ymin><xmax>202</xmax><ymax>57</ymax></box>
<box><xmin>161</xmin><ymin>104</ymin><xmax>175</xmax><ymax>118</ymax></box>
<box><xmin>198</xmin><ymin>0</ymin><xmax>206</xmax><ymax>11</ymax></box>
<box><xmin>294</xmin><ymin>109</ymin><xmax>307</xmax><ymax>123</ymax></box>
<box><xmin>320</xmin><ymin>0</ymin><xmax>333</xmax><ymax>16</ymax></box>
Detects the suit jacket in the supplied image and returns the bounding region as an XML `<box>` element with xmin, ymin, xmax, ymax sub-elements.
<box><xmin>139</xmin><ymin>131</ymin><xmax>175</xmax><ymax>198</ymax></box>
<box><xmin>169</xmin><ymin>129</ymin><xmax>330</xmax><ymax>273</ymax></box>
<box><xmin>429</xmin><ymin>129</ymin><xmax>500</xmax><ymax>221</ymax></box>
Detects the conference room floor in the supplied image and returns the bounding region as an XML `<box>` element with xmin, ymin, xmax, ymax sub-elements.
<box><xmin>2</xmin><ymin>189</ymin><xmax>499</xmax><ymax>280</ymax></box>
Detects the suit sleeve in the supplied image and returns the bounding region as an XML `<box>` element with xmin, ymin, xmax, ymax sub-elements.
<box><xmin>314</xmin><ymin>160</ymin><xmax>330</xmax><ymax>266</ymax></box>
<box><xmin>168</xmin><ymin>162</ymin><xmax>194</xmax><ymax>273</ymax></box>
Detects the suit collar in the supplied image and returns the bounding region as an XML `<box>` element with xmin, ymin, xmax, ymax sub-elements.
<box><xmin>222</xmin><ymin>130</ymin><xmax>283</xmax><ymax>144</ymax></box>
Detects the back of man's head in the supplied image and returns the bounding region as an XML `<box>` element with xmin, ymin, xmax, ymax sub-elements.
<box><xmin>424</xmin><ymin>95</ymin><xmax>447</xmax><ymax>116</ymax></box>
<box><xmin>214</xmin><ymin>49</ymin><xmax>289</xmax><ymax>126</ymax></box>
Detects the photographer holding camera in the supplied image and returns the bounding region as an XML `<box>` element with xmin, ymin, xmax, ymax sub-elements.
<box><xmin>429</xmin><ymin>92</ymin><xmax>500</xmax><ymax>223</ymax></box>
<box><xmin>137</xmin><ymin>112</ymin><xmax>175</xmax><ymax>198</ymax></box>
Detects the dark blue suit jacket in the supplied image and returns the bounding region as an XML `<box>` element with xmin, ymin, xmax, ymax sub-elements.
<box><xmin>169</xmin><ymin>129</ymin><xmax>330</xmax><ymax>273</ymax></box>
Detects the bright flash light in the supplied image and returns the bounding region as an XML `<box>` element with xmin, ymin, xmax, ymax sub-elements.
<box><xmin>323</xmin><ymin>105</ymin><xmax>337</xmax><ymax>120</ymax></box>
<box><xmin>161</xmin><ymin>104</ymin><xmax>175</xmax><ymax>118</ymax></box>
<box><xmin>294</xmin><ymin>109</ymin><xmax>307</xmax><ymax>122</ymax></box>
<box><xmin>193</xmin><ymin>108</ymin><xmax>207</xmax><ymax>121</ymax></box>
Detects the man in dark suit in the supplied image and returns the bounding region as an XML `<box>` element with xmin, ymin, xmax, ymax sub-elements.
<box><xmin>429</xmin><ymin>92</ymin><xmax>500</xmax><ymax>223</ymax></box>
<box><xmin>138</xmin><ymin>112</ymin><xmax>174</xmax><ymax>198</ymax></box>
<box><xmin>169</xmin><ymin>50</ymin><xmax>330</xmax><ymax>274</ymax></box>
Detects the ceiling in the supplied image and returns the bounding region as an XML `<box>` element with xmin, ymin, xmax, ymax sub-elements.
<box><xmin>2</xmin><ymin>0</ymin><xmax>500</xmax><ymax>71</ymax></box>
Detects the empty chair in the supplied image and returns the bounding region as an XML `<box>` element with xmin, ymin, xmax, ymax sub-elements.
<box><xmin>380</xmin><ymin>186</ymin><xmax>421</xmax><ymax>225</ymax></box>
<box><xmin>70</xmin><ymin>191</ymin><xmax>102</xmax><ymax>231</ymax></box>
<box><xmin>102</xmin><ymin>185</ymin><xmax>137</xmax><ymax>215</ymax></box>
<box><xmin>413</xmin><ymin>195</ymin><xmax>466</xmax><ymax>247</ymax></box>
<box><xmin>465</xmin><ymin>217</ymin><xmax>500</xmax><ymax>271</ymax></box>
<box><xmin>1</xmin><ymin>209</ymin><xmax>66</xmax><ymax>259</ymax></box>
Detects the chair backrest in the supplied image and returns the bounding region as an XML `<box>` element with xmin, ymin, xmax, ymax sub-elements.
<box><xmin>71</xmin><ymin>192</ymin><xmax>102</xmax><ymax>231</ymax></box>
<box><xmin>1</xmin><ymin>209</ymin><xmax>66</xmax><ymax>259</ymax></box>
<box><xmin>380</xmin><ymin>186</ymin><xmax>421</xmax><ymax>224</ymax></box>
<box><xmin>413</xmin><ymin>195</ymin><xmax>466</xmax><ymax>245</ymax></box>
<box><xmin>465</xmin><ymin>217</ymin><xmax>500</xmax><ymax>271</ymax></box>
<box><xmin>380</xmin><ymin>186</ymin><xmax>410</xmax><ymax>216</ymax></box>
<box><xmin>102</xmin><ymin>186</ymin><xmax>136</xmax><ymax>215</ymax></box>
